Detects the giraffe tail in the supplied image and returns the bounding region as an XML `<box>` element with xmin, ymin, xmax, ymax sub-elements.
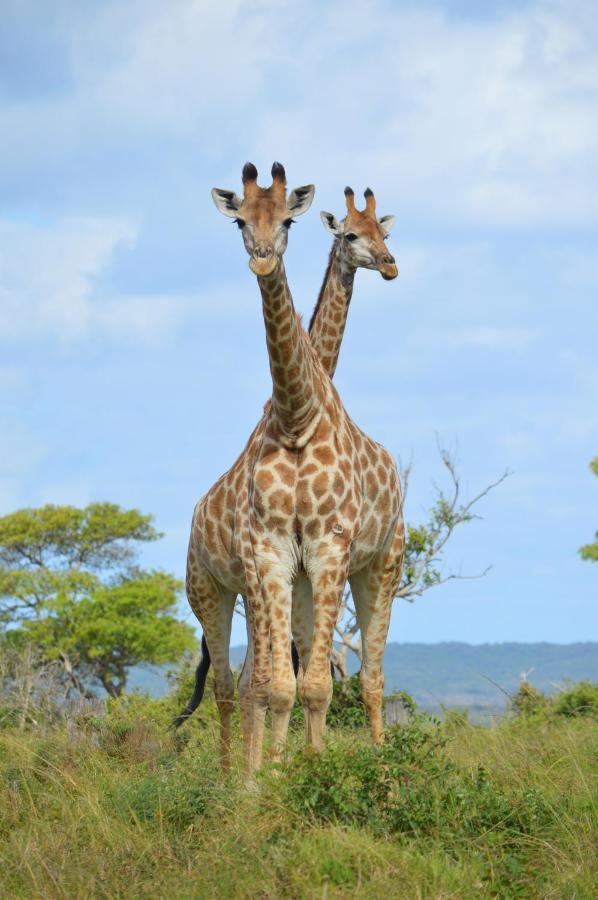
<box><xmin>290</xmin><ymin>640</ymin><xmax>336</xmax><ymax>679</ymax></box>
<box><xmin>171</xmin><ymin>635</ymin><xmax>211</xmax><ymax>729</ymax></box>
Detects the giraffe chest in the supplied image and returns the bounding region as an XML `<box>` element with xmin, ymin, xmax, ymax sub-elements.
<box><xmin>250</xmin><ymin>433</ymin><xmax>362</xmax><ymax>542</ymax></box>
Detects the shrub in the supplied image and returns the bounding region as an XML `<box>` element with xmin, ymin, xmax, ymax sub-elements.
<box><xmin>552</xmin><ymin>681</ymin><xmax>598</xmax><ymax>719</ymax></box>
<box><xmin>511</xmin><ymin>682</ymin><xmax>549</xmax><ymax>718</ymax></box>
<box><xmin>275</xmin><ymin>720</ymin><xmax>553</xmax><ymax>855</ymax></box>
<box><xmin>326</xmin><ymin>674</ymin><xmax>369</xmax><ymax>729</ymax></box>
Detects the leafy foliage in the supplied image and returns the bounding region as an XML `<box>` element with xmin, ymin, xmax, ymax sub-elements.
<box><xmin>0</xmin><ymin>503</ymin><xmax>196</xmax><ymax>698</ymax></box>
<box><xmin>326</xmin><ymin>674</ymin><xmax>369</xmax><ymax>729</ymax></box>
<box><xmin>0</xmin><ymin>503</ymin><xmax>160</xmax><ymax>573</ymax></box>
<box><xmin>552</xmin><ymin>681</ymin><xmax>598</xmax><ymax>719</ymax></box>
<box><xmin>275</xmin><ymin>722</ymin><xmax>553</xmax><ymax>858</ymax></box>
<box><xmin>512</xmin><ymin>680</ymin><xmax>598</xmax><ymax>721</ymax></box>
<box><xmin>579</xmin><ymin>456</ymin><xmax>598</xmax><ymax>562</ymax></box>
<box><xmin>511</xmin><ymin>681</ymin><xmax>551</xmax><ymax>718</ymax></box>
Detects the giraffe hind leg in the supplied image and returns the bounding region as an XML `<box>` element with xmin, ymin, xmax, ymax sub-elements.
<box><xmin>186</xmin><ymin>560</ymin><xmax>237</xmax><ymax>771</ymax></box>
<box><xmin>350</xmin><ymin>521</ymin><xmax>404</xmax><ymax>744</ymax></box>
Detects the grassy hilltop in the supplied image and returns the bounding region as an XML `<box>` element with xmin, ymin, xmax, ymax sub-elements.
<box><xmin>1</xmin><ymin>682</ymin><xmax>596</xmax><ymax>898</ymax></box>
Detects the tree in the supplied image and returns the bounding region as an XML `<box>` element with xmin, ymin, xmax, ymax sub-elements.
<box><xmin>579</xmin><ymin>457</ymin><xmax>598</xmax><ymax>562</ymax></box>
<box><xmin>0</xmin><ymin>503</ymin><xmax>197</xmax><ymax>698</ymax></box>
<box><xmin>330</xmin><ymin>447</ymin><xmax>508</xmax><ymax>680</ymax></box>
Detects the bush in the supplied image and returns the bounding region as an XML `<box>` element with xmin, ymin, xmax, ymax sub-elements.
<box><xmin>275</xmin><ymin>721</ymin><xmax>553</xmax><ymax>854</ymax></box>
<box><xmin>552</xmin><ymin>681</ymin><xmax>598</xmax><ymax>719</ymax></box>
<box><xmin>326</xmin><ymin>674</ymin><xmax>369</xmax><ymax>729</ymax></box>
<box><xmin>511</xmin><ymin>680</ymin><xmax>598</xmax><ymax>721</ymax></box>
<box><xmin>511</xmin><ymin>682</ymin><xmax>550</xmax><ymax>718</ymax></box>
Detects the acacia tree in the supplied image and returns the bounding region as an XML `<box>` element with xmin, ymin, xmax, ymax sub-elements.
<box><xmin>579</xmin><ymin>457</ymin><xmax>598</xmax><ymax>563</ymax></box>
<box><xmin>0</xmin><ymin>503</ymin><xmax>197</xmax><ymax>698</ymax></box>
<box><xmin>329</xmin><ymin>448</ymin><xmax>508</xmax><ymax>680</ymax></box>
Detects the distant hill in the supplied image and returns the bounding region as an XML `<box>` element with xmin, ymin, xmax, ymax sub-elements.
<box><xmin>129</xmin><ymin>642</ymin><xmax>598</xmax><ymax>711</ymax></box>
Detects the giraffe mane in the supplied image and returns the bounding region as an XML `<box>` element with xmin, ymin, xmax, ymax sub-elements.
<box><xmin>308</xmin><ymin>239</ymin><xmax>339</xmax><ymax>335</ymax></box>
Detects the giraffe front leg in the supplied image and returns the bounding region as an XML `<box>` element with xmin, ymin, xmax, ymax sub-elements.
<box><xmin>255</xmin><ymin>558</ymin><xmax>296</xmax><ymax>764</ymax></box>
<box><xmin>301</xmin><ymin>554</ymin><xmax>349</xmax><ymax>751</ymax></box>
<box><xmin>237</xmin><ymin>597</ymin><xmax>256</xmax><ymax>771</ymax></box>
<box><xmin>290</xmin><ymin>572</ymin><xmax>314</xmax><ymax>735</ymax></box>
<box><xmin>242</xmin><ymin>588</ymin><xmax>270</xmax><ymax>774</ymax></box>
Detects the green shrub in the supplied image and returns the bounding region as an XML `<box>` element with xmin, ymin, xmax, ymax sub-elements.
<box><xmin>552</xmin><ymin>681</ymin><xmax>598</xmax><ymax>719</ymax></box>
<box><xmin>275</xmin><ymin>720</ymin><xmax>553</xmax><ymax>858</ymax></box>
<box><xmin>511</xmin><ymin>682</ymin><xmax>550</xmax><ymax>718</ymax></box>
<box><xmin>326</xmin><ymin>674</ymin><xmax>369</xmax><ymax>729</ymax></box>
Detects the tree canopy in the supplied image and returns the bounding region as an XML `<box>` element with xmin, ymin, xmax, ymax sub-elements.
<box><xmin>0</xmin><ymin>503</ymin><xmax>196</xmax><ymax>697</ymax></box>
<box><xmin>579</xmin><ymin>457</ymin><xmax>598</xmax><ymax>563</ymax></box>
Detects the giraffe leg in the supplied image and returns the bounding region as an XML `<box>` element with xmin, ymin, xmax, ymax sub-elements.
<box><xmin>238</xmin><ymin>552</ymin><xmax>276</xmax><ymax>773</ymax></box>
<box><xmin>237</xmin><ymin>596</ymin><xmax>261</xmax><ymax>773</ymax></box>
<box><xmin>350</xmin><ymin>520</ymin><xmax>405</xmax><ymax>744</ymax></box>
<box><xmin>301</xmin><ymin>554</ymin><xmax>349</xmax><ymax>751</ymax></box>
<box><xmin>254</xmin><ymin>558</ymin><xmax>296</xmax><ymax>764</ymax></box>
<box><xmin>186</xmin><ymin>558</ymin><xmax>236</xmax><ymax>771</ymax></box>
<box><xmin>291</xmin><ymin>572</ymin><xmax>314</xmax><ymax>737</ymax></box>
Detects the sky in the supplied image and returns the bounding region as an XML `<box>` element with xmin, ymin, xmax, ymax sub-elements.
<box><xmin>1</xmin><ymin>0</ymin><xmax>597</xmax><ymax>646</ymax></box>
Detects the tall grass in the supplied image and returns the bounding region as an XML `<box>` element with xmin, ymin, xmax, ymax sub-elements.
<box><xmin>0</xmin><ymin>691</ymin><xmax>596</xmax><ymax>898</ymax></box>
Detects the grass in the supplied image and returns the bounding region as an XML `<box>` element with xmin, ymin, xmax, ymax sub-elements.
<box><xmin>0</xmin><ymin>692</ymin><xmax>596</xmax><ymax>899</ymax></box>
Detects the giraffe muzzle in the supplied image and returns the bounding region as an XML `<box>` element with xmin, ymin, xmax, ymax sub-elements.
<box><xmin>250</xmin><ymin>247</ymin><xmax>277</xmax><ymax>276</ymax></box>
<box><xmin>379</xmin><ymin>255</ymin><xmax>398</xmax><ymax>280</ymax></box>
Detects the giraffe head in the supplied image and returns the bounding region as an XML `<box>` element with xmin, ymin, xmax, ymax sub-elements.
<box><xmin>211</xmin><ymin>162</ymin><xmax>315</xmax><ymax>276</ymax></box>
<box><xmin>320</xmin><ymin>187</ymin><xmax>398</xmax><ymax>280</ymax></box>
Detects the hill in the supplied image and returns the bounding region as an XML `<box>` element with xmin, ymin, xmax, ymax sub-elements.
<box><xmin>130</xmin><ymin>642</ymin><xmax>598</xmax><ymax>711</ymax></box>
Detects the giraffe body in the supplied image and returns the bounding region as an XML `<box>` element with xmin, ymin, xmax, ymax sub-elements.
<box><xmin>185</xmin><ymin>166</ymin><xmax>404</xmax><ymax>771</ymax></box>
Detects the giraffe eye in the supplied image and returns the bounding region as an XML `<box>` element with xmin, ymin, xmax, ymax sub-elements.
<box><xmin>234</xmin><ymin>218</ymin><xmax>245</xmax><ymax>229</ymax></box>
<box><xmin>283</xmin><ymin>218</ymin><xmax>295</xmax><ymax>229</ymax></box>
<box><xmin>345</xmin><ymin>233</ymin><xmax>358</xmax><ymax>242</ymax></box>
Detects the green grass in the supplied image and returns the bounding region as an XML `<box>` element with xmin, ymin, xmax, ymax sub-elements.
<box><xmin>0</xmin><ymin>694</ymin><xmax>596</xmax><ymax>898</ymax></box>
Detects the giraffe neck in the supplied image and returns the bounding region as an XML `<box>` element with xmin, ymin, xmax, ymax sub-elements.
<box><xmin>258</xmin><ymin>261</ymin><xmax>323</xmax><ymax>443</ymax></box>
<box><xmin>308</xmin><ymin>240</ymin><xmax>356</xmax><ymax>379</ymax></box>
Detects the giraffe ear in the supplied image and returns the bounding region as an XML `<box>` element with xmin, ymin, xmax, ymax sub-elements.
<box><xmin>287</xmin><ymin>184</ymin><xmax>315</xmax><ymax>217</ymax></box>
<box><xmin>378</xmin><ymin>214</ymin><xmax>396</xmax><ymax>235</ymax></box>
<box><xmin>320</xmin><ymin>211</ymin><xmax>341</xmax><ymax>235</ymax></box>
<box><xmin>211</xmin><ymin>188</ymin><xmax>243</xmax><ymax>218</ymax></box>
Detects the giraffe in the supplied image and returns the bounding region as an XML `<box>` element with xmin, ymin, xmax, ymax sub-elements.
<box><xmin>186</xmin><ymin>162</ymin><xmax>404</xmax><ymax>773</ymax></box>
<box><xmin>179</xmin><ymin>174</ymin><xmax>398</xmax><ymax>765</ymax></box>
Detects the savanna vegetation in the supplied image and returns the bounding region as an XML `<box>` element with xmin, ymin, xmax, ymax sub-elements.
<box><xmin>1</xmin><ymin>488</ymin><xmax>596</xmax><ymax>898</ymax></box>
<box><xmin>1</xmin><ymin>667</ymin><xmax>596</xmax><ymax>899</ymax></box>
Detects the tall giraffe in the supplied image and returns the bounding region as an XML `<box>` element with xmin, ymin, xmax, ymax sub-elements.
<box><xmin>187</xmin><ymin>163</ymin><xmax>404</xmax><ymax>772</ymax></box>
<box><xmin>180</xmin><ymin>175</ymin><xmax>398</xmax><ymax>770</ymax></box>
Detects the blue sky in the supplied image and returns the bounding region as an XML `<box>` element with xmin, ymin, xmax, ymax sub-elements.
<box><xmin>1</xmin><ymin>0</ymin><xmax>596</xmax><ymax>645</ymax></box>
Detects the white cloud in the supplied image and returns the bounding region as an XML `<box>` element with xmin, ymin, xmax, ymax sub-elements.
<box><xmin>0</xmin><ymin>216</ymin><xmax>194</xmax><ymax>344</ymax></box>
<box><xmin>3</xmin><ymin>1</ymin><xmax>598</xmax><ymax>228</ymax></box>
<box><xmin>252</xmin><ymin>0</ymin><xmax>598</xmax><ymax>227</ymax></box>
